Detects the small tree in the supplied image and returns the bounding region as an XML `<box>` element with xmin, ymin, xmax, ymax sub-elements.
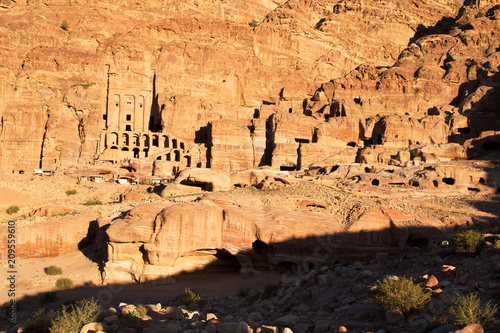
<box><xmin>449</xmin><ymin>293</ymin><xmax>498</xmax><ymax>328</ymax></box>
<box><xmin>372</xmin><ymin>276</ymin><xmax>431</xmax><ymax>313</ymax></box>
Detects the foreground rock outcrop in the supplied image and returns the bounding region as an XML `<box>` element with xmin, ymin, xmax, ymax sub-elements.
<box><xmin>101</xmin><ymin>193</ymin><xmax>447</xmax><ymax>283</ymax></box>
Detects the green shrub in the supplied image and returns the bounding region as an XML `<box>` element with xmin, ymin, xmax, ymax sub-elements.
<box><xmin>133</xmin><ymin>304</ymin><xmax>148</xmax><ymax>318</ymax></box>
<box><xmin>40</xmin><ymin>292</ymin><xmax>58</xmax><ymax>304</ymax></box>
<box><xmin>236</xmin><ymin>286</ymin><xmax>252</xmax><ymax>298</ymax></box>
<box><xmin>263</xmin><ymin>283</ymin><xmax>280</xmax><ymax>299</ymax></box>
<box><xmin>45</xmin><ymin>266</ymin><xmax>63</xmax><ymax>275</ymax></box>
<box><xmin>55</xmin><ymin>278</ymin><xmax>73</xmax><ymax>289</ymax></box>
<box><xmin>27</xmin><ymin>308</ymin><xmax>57</xmax><ymax>333</ymax></box>
<box><xmin>372</xmin><ymin>276</ymin><xmax>431</xmax><ymax>313</ymax></box>
<box><xmin>180</xmin><ymin>288</ymin><xmax>206</xmax><ymax>308</ymax></box>
<box><xmin>84</xmin><ymin>199</ymin><xmax>102</xmax><ymax>206</ymax></box>
<box><xmin>449</xmin><ymin>293</ymin><xmax>498</xmax><ymax>328</ymax></box>
<box><xmin>60</xmin><ymin>20</ymin><xmax>68</xmax><ymax>31</ymax></box>
<box><xmin>49</xmin><ymin>298</ymin><xmax>101</xmax><ymax>333</ymax></box>
<box><xmin>65</xmin><ymin>189</ymin><xmax>77</xmax><ymax>196</ymax></box>
<box><xmin>451</xmin><ymin>229</ymin><xmax>485</xmax><ymax>254</ymax></box>
<box><xmin>6</xmin><ymin>205</ymin><xmax>19</xmax><ymax>215</ymax></box>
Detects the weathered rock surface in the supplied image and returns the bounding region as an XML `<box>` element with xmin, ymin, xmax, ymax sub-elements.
<box><xmin>0</xmin><ymin>213</ymin><xmax>96</xmax><ymax>259</ymax></box>
<box><xmin>103</xmin><ymin>193</ymin><xmax>446</xmax><ymax>283</ymax></box>
<box><xmin>0</xmin><ymin>0</ymin><xmax>461</xmax><ymax>173</ymax></box>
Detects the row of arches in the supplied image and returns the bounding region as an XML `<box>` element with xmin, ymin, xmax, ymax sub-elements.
<box><xmin>106</xmin><ymin>132</ymin><xmax>185</xmax><ymax>150</ymax></box>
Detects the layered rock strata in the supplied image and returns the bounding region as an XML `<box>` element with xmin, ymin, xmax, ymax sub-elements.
<box><xmin>102</xmin><ymin>193</ymin><xmax>445</xmax><ymax>283</ymax></box>
<box><xmin>0</xmin><ymin>0</ymin><xmax>461</xmax><ymax>173</ymax></box>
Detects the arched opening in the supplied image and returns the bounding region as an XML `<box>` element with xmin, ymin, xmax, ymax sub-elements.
<box><xmin>371</xmin><ymin>179</ymin><xmax>380</xmax><ymax>186</ymax></box>
<box><xmin>19</xmin><ymin>170</ymin><xmax>24</xmax><ymax>174</ymax></box>
<box><xmin>125</xmin><ymin>125</ymin><xmax>132</xmax><ymax>131</ymax></box>
<box><xmin>479</xmin><ymin>177</ymin><xmax>486</xmax><ymax>185</ymax></box>
<box><xmin>133</xmin><ymin>148</ymin><xmax>140</xmax><ymax>159</ymax></box>
<box><xmin>110</xmin><ymin>146</ymin><xmax>118</xmax><ymax>150</ymax></box>
<box><xmin>251</xmin><ymin>240</ymin><xmax>269</xmax><ymax>270</ymax></box>
<box><xmin>166</xmin><ymin>153</ymin><xmax>171</xmax><ymax>161</ymax></box>
<box><xmin>433</xmin><ymin>180</ymin><xmax>439</xmax><ymax>187</ymax></box>
<box><xmin>180</xmin><ymin>142</ymin><xmax>185</xmax><ymax>149</ymax></box>
<box><xmin>197</xmin><ymin>162</ymin><xmax>202</xmax><ymax>168</ymax></box>
<box><xmin>121</xmin><ymin>147</ymin><xmax>129</xmax><ymax>151</ymax></box>
<box><xmin>175</xmin><ymin>150</ymin><xmax>180</xmax><ymax>162</ymax></box>
<box><xmin>172</xmin><ymin>139</ymin><xmax>178</xmax><ymax>149</ymax></box>
<box><xmin>163</xmin><ymin>136</ymin><xmax>169</xmax><ymax>148</ymax></box>
<box><xmin>210</xmin><ymin>249</ymin><xmax>242</xmax><ymax>273</ymax></box>
<box><xmin>143</xmin><ymin>149</ymin><xmax>149</xmax><ymax>158</ymax></box>
<box><xmin>152</xmin><ymin>135</ymin><xmax>159</xmax><ymax>147</ymax></box>
<box><xmin>156</xmin><ymin>156</ymin><xmax>162</xmax><ymax>160</ymax></box>
<box><xmin>142</xmin><ymin>134</ymin><xmax>150</xmax><ymax>147</ymax></box>
<box><xmin>121</xmin><ymin>133</ymin><xmax>129</xmax><ymax>146</ymax></box>
<box><xmin>133</xmin><ymin>134</ymin><xmax>140</xmax><ymax>146</ymax></box>
<box><xmin>109</xmin><ymin>132</ymin><xmax>119</xmax><ymax>146</ymax></box>
<box><xmin>411</xmin><ymin>181</ymin><xmax>419</xmax><ymax>187</ymax></box>
<box><xmin>442</xmin><ymin>178</ymin><xmax>455</xmax><ymax>185</ymax></box>
<box><xmin>184</xmin><ymin>155</ymin><xmax>191</xmax><ymax>167</ymax></box>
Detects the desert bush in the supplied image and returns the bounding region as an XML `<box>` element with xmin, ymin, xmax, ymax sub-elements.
<box><xmin>372</xmin><ymin>276</ymin><xmax>431</xmax><ymax>313</ymax></box>
<box><xmin>133</xmin><ymin>304</ymin><xmax>148</xmax><ymax>318</ymax></box>
<box><xmin>236</xmin><ymin>286</ymin><xmax>252</xmax><ymax>298</ymax></box>
<box><xmin>55</xmin><ymin>278</ymin><xmax>73</xmax><ymax>289</ymax></box>
<box><xmin>180</xmin><ymin>288</ymin><xmax>206</xmax><ymax>308</ymax></box>
<box><xmin>263</xmin><ymin>283</ymin><xmax>280</xmax><ymax>299</ymax></box>
<box><xmin>49</xmin><ymin>298</ymin><xmax>101</xmax><ymax>333</ymax></box>
<box><xmin>40</xmin><ymin>292</ymin><xmax>58</xmax><ymax>304</ymax></box>
<box><xmin>6</xmin><ymin>205</ymin><xmax>19</xmax><ymax>215</ymax></box>
<box><xmin>248</xmin><ymin>20</ymin><xmax>259</xmax><ymax>28</ymax></box>
<box><xmin>84</xmin><ymin>199</ymin><xmax>102</xmax><ymax>206</ymax></box>
<box><xmin>60</xmin><ymin>20</ymin><xmax>68</xmax><ymax>31</ymax></box>
<box><xmin>45</xmin><ymin>265</ymin><xmax>63</xmax><ymax>275</ymax></box>
<box><xmin>27</xmin><ymin>308</ymin><xmax>57</xmax><ymax>333</ymax></box>
<box><xmin>449</xmin><ymin>293</ymin><xmax>498</xmax><ymax>328</ymax></box>
<box><xmin>65</xmin><ymin>189</ymin><xmax>77</xmax><ymax>196</ymax></box>
<box><xmin>451</xmin><ymin>229</ymin><xmax>485</xmax><ymax>254</ymax></box>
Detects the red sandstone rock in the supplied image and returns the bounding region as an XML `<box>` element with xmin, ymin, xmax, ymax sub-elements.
<box><xmin>0</xmin><ymin>213</ymin><xmax>96</xmax><ymax>259</ymax></box>
<box><xmin>425</xmin><ymin>275</ymin><xmax>439</xmax><ymax>288</ymax></box>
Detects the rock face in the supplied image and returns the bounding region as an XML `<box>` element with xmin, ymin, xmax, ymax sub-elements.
<box><xmin>103</xmin><ymin>193</ymin><xmax>445</xmax><ymax>283</ymax></box>
<box><xmin>0</xmin><ymin>0</ymin><xmax>461</xmax><ymax>173</ymax></box>
<box><xmin>0</xmin><ymin>213</ymin><xmax>96</xmax><ymax>259</ymax></box>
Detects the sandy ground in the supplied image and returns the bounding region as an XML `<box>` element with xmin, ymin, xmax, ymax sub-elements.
<box><xmin>1</xmin><ymin>171</ymin><xmax>499</xmax><ymax>325</ymax></box>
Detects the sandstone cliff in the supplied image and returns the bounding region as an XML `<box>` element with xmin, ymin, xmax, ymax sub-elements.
<box><xmin>0</xmin><ymin>0</ymin><xmax>461</xmax><ymax>173</ymax></box>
